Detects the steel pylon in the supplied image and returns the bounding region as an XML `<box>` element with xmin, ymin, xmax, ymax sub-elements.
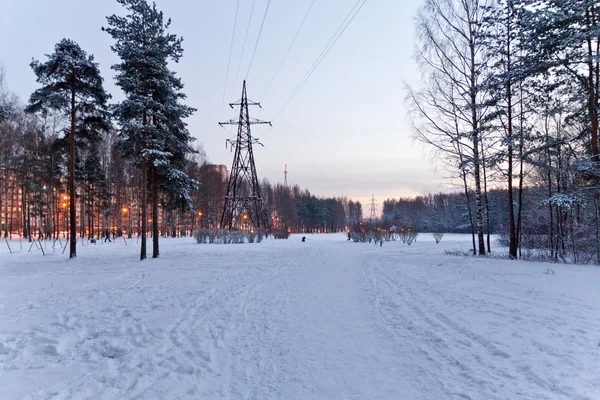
<box><xmin>218</xmin><ymin>81</ymin><xmax>271</xmax><ymax>231</ymax></box>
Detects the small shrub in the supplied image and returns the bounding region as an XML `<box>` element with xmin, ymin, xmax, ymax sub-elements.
<box><xmin>193</xmin><ymin>229</ymin><xmax>207</xmax><ymax>244</ymax></box>
<box><xmin>399</xmin><ymin>229</ymin><xmax>408</xmax><ymax>243</ymax></box>
<box><xmin>273</xmin><ymin>231</ymin><xmax>290</xmax><ymax>239</ymax></box>
<box><xmin>433</xmin><ymin>232</ymin><xmax>444</xmax><ymax>244</ymax></box>
<box><xmin>445</xmin><ymin>249</ymin><xmax>471</xmax><ymax>256</ymax></box>
<box><xmin>194</xmin><ymin>229</ymin><xmax>261</xmax><ymax>244</ymax></box>
<box><xmin>404</xmin><ymin>230</ymin><xmax>418</xmax><ymax>245</ymax></box>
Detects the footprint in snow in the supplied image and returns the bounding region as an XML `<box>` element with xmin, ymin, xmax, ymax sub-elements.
<box><xmin>36</xmin><ymin>344</ymin><xmax>59</xmax><ymax>356</ymax></box>
<box><xmin>0</xmin><ymin>342</ymin><xmax>11</xmax><ymax>355</ymax></box>
<box><xmin>176</xmin><ymin>363</ymin><xmax>195</xmax><ymax>374</ymax></box>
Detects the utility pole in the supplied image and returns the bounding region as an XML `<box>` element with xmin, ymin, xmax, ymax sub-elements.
<box><xmin>219</xmin><ymin>81</ymin><xmax>271</xmax><ymax>232</ymax></box>
<box><xmin>369</xmin><ymin>194</ymin><xmax>378</xmax><ymax>227</ymax></box>
<box><xmin>284</xmin><ymin>164</ymin><xmax>288</xmax><ymax>186</ymax></box>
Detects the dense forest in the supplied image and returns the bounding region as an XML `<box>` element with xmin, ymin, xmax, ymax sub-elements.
<box><xmin>405</xmin><ymin>0</ymin><xmax>600</xmax><ymax>263</ymax></box>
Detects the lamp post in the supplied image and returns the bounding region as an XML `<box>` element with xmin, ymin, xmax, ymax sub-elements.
<box><xmin>62</xmin><ymin>201</ymin><xmax>67</xmax><ymax>238</ymax></box>
<box><xmin>197</xmin><ymin>211</ymin><xmax>203</xmax><ymax>230</ymax></box>
<box><xmin>122</xmin><ymin>207</ymin><xmax>128</xmax><ymax>237</ymax></box>
<box><xmin>130</xmin><ymin>205</ymin><xmax>133</xmax><ymax>238</ymax></box>
<box><xmin>0</xmin><ymin>167</ymin><xmax>5</xmax><ymax>237</ymax></box>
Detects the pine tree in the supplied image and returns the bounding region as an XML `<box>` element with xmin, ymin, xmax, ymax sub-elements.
<box><xmin>27</xmin><ymin>39</ymin><xmax>110</xmax><ymax>258</ymax></box>
<box><xmin>519</xmin><ymin>0</ymin><xmax>600</xmax><ymax>162</ymax></box>
<box><xmin>148</xmin><ymin>67</ymin><xmax>196</xmax><ymax>253</ymax></box>
<box><xmin>0</xmin><ymin>70</ymin><xmax>10</xmax><ymax>123</ymax></box>
<box><xmin>104</xmin><ymin>0</ymin><xmax>195</xmax><ymax>259</ymax></box>
<box><xmin>0</xmin><ymin>105</ymin><xmax>9</xmax><ymax>123</ymax></box>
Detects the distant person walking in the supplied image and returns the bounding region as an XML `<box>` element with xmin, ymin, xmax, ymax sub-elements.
<box><xmin>104</xmin><ymin>229</ymin><xmax>112</xmax><ymax>243</ymax></box>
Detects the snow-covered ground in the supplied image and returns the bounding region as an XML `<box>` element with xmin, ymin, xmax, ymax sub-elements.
<box><xmin>0</xmin><ymin>233</ymin><xmax>598</xmax><ymax>399</ymax></box>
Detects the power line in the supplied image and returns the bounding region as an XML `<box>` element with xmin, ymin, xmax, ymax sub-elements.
<box><xmin>219</xmin><ymin>0</ymin><xmax>241</xmax><ymax>120</ymax></box>
<box><xmin>253</xmin><ymin>107</ymin><xmax>336</xmax><ymax>186</ymax></box>
<box><xmin>269</xmin><ymin>121</ymin><xmax>337</xmax><ymax>186</ymax></box>
<box><xmin>229</xmin><ymin>0</ymin><xmax>257</xmax><ymax>102</ymax></box>
<box><xmin>260</xmin><ymin>0</ymin><xmax>318</xmax><ymax>100</ymax></box>
<box><xmin>274</xmin><ymin>0</ymin><xmax>367</xmax><ymax>121</ymax></box>
<box><xmin>273</xmin><ymin>0</ymin><xmax>368</xmax><ymax>121</ymax></box>
<box><xmin>253</xmin><ymin>118</ymin><xmax>338</xmax><ymax>190</ymax></box>
<box><xmin>245</xmin><ymin>0</ymin><xmax>272</xmax><ymax>80</ymax></box>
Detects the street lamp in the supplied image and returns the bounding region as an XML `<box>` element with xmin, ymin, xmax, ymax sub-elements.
<box><xmin>121</xmin><ymin>208</ymin><xmax>128</xmax><ymax>237</ymax></box>
<box><xmin>197</xmin><ymin>211</ymin><xmax>203</xmax><ymax>230</ymax></box>
<box><xmin>127</xmin><ymin>205</ymin><xmax>133</xmax><ymax>238</ymax></box>
<box><xmin>62</xmin><ymin>202</ymin><xmax>67</xmax><ymax>237</ymax></box>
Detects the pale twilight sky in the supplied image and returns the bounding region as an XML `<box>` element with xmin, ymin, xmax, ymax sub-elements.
<box><xmin>0</xmin><ymin>0</ymin><xmax>450</xmax><ymax>209</ymax></box>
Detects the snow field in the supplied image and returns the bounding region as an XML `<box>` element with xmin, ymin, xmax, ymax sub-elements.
<box><xmin>0</xmin><ymin>234</ymin><xmax>598</xmax><ymax>399</ymax></box>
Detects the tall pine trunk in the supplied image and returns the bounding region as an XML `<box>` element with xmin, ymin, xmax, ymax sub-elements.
<box><xmin>505</xmin><ymin>19</ymin><xmax>517</xmax><ymax>259</ymax></box>
<box><xmin>3</xmin><ymin>175</ymin><xmax>8</xmax><ymax>238</ymax></box>
<box><xmin>80</xmin><ymin>184</ymin><xmax>85</xmax><ymax>239</ymax></box>
<box><xmin>516</xmin><ymin>85</ymin><xmax>525</xmax><ymax>259</ymax></box>
<box><xmin>140</xmin><ymin>107</ymin><xmax>148</xmax><ymax>261</ymax></box>
<box><xmin>151</xmin><ymin>114</ymin><xmax>159</xmax><ymax>258</ymax></box>
<box><xmin>69</xmin><ymin>76</ymin><xmax>77</xmax><ymax>258</ymax></box>
<box><xmin>585</xmin><ymin>6</ymin><xmax>599</xmax><ymax>162</ymax></box>
<box><xmin>0</xmin><ymin>171</ymin><xmax>3</xmax><ymax>240</ymax></box>
<box><xmin>152</xmin><ymin>164</ymin><xmax>159</xmax><ymax>258</ymax></box>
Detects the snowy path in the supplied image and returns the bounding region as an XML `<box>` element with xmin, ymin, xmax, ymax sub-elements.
<box><xmin>0</xmin><ymin>234</ymin><xmax>599</xmax><ymax>399</ymax></box>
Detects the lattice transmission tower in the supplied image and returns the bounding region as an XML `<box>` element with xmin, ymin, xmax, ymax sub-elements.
<box><xmin>369</xmin><ymin>194</ymin><xmax>378</xmax><ymax>226</ymax></box>
<box><xmin>219</xmin><ymin>81</ymin><xmax>271</xmax><ymax>231</ymax></box>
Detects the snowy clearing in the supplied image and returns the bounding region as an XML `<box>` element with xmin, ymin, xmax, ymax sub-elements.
<box><xmin>0</xmin><ymin>234</ymin><xmax>599</xmax><ymax>399</ymax></box>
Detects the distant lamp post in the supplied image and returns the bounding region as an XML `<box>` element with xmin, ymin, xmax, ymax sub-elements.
<box><xmin>121</xmin><ymin>207</ymin><xmax>128</xmax><ymax>237</ymax></box>
<box><xmin>198</xmin><ymin>211</ymin><xmax>203</xmax><ymax>230</ymax></box>
<box><xmin>127</xmin><ymin>205</ymin><xmax>133</xmax><ymax>238</ymax></box>
<box><xmin>62</xmin><ymin>202</ymin><xmax>67</xmax><ymax>238</ymax></box>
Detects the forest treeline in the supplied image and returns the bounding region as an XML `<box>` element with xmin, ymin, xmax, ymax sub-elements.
<box><xmin>0</xmin><ymin>70</ymin><xmax>358</xmax><ymax>242</ymax></box>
